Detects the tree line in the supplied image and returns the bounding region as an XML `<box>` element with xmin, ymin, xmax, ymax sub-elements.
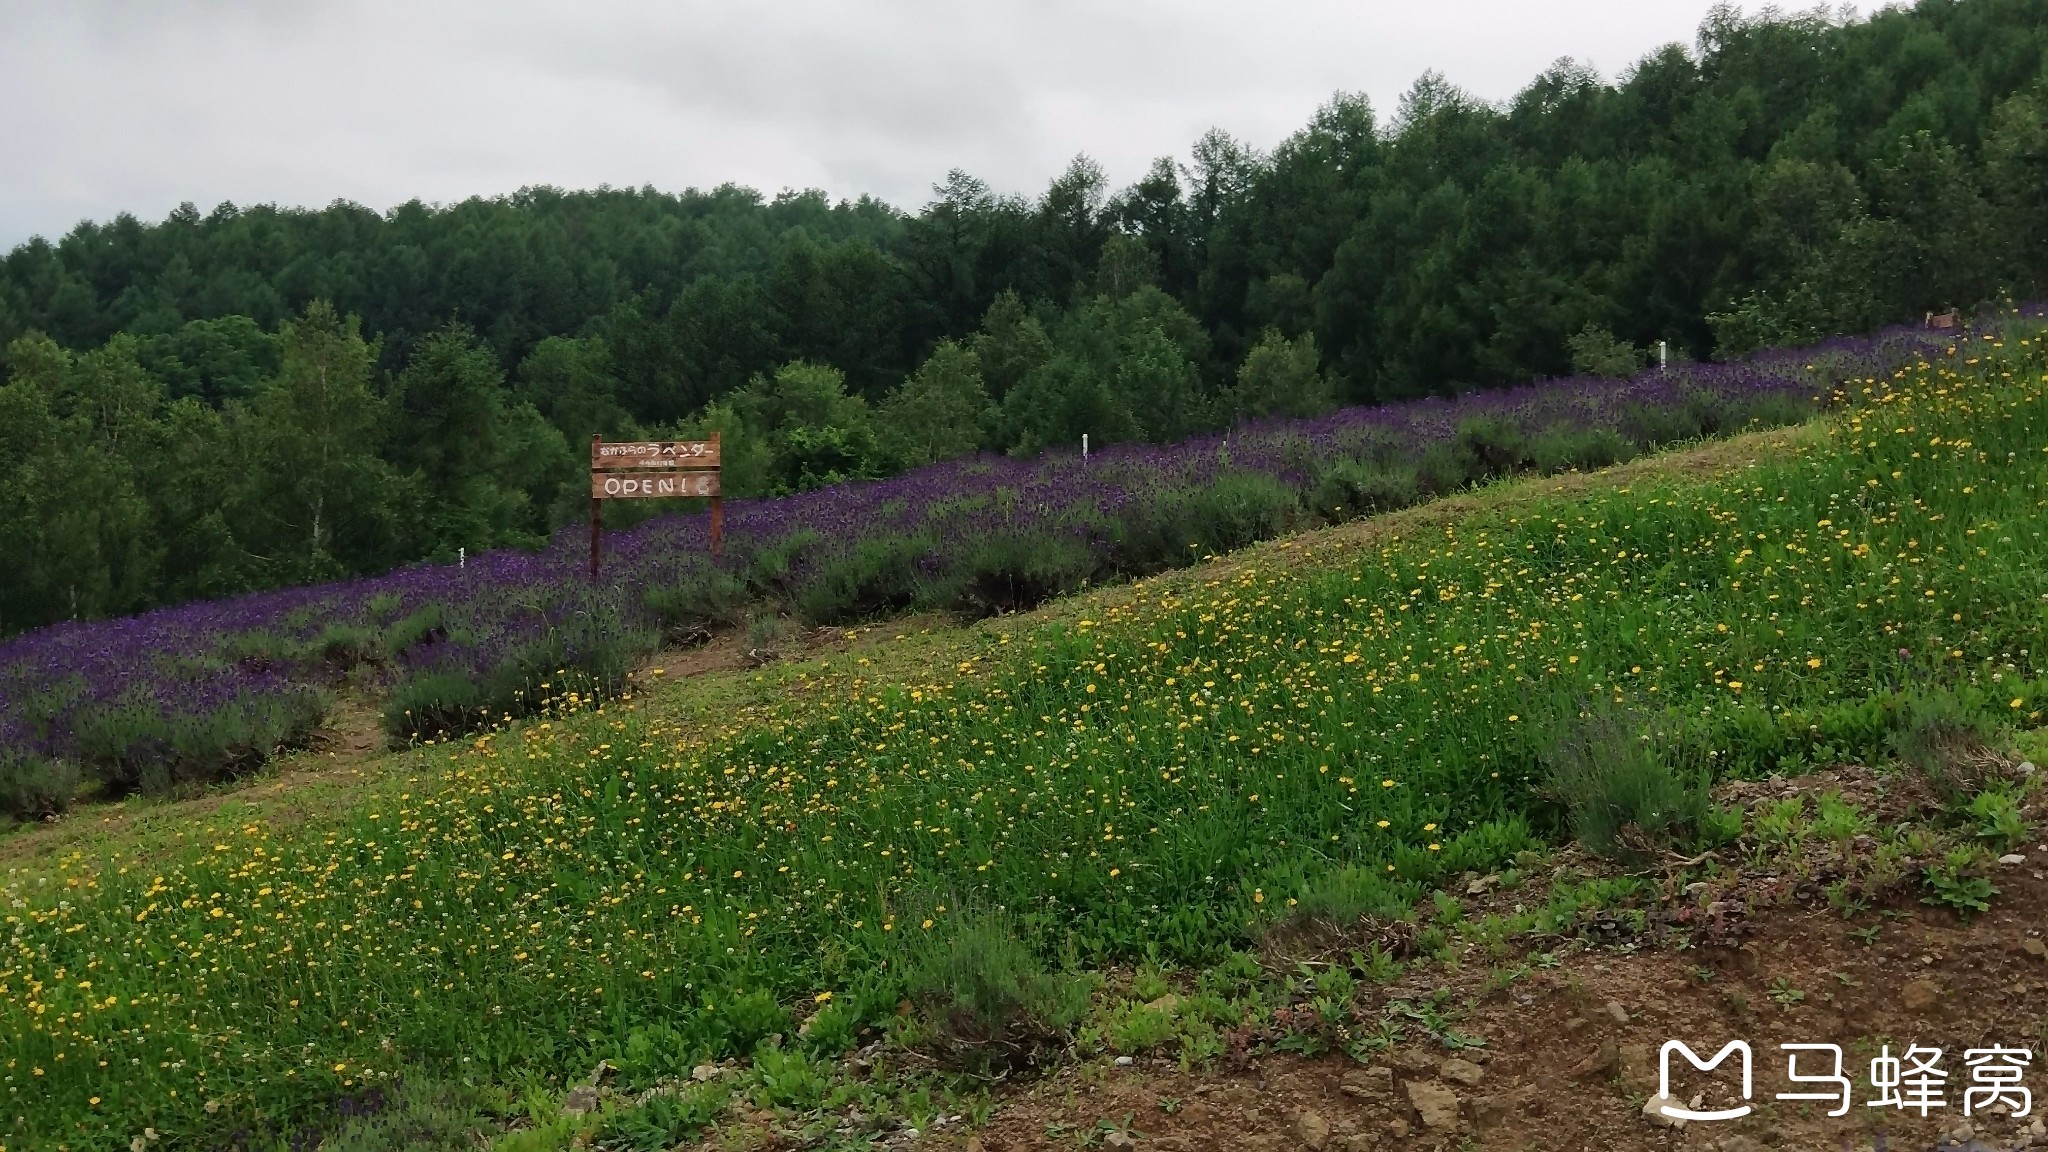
<box><xmin>5</xmin><ymin>0</ymin><xmax>2048</xmax><ymax>635</ymax></box>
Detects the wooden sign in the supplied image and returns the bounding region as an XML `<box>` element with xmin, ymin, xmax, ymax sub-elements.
<box><xmin>591</xmin><ymin>439</ymin><xmax>721</xmax><ymax>469</ymax></box>
<box><xmin>592</xmin><ymin>471</ymin><xmax>719</xmax><ymax>499</ymax></box>
<box><xmin>590</xmin><ymin>433</ymin><xmax>723</xmax><ymax>578</ymax></box>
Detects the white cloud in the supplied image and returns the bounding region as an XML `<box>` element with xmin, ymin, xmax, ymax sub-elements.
<box><xmin>0</xmin><ymin>0</ymin><xmax>1797</xmax><ymax>245</ymax></box>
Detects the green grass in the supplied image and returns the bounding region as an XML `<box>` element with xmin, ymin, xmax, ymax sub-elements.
<box><xmin>7</xmin><ymin>333</ymin><xmax>2048</xmax><ymax>1150</ymax></box>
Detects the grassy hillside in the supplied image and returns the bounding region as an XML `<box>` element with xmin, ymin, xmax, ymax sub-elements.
<box><xmin>6</xmin><ymin>330</ymin><xmax>2048</xmax><ymax>1150</ymax></box>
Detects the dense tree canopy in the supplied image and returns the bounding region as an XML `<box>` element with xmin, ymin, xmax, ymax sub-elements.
<box><xmin>5</xmin><ymin>0</ymin><xmax>2048</xmax><ymax>634</ymax></box>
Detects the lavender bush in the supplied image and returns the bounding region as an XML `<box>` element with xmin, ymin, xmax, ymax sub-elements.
<box><xmin>0</xmin><ymin>316</ymin><xmax>1996</xmax><ymax>814</ymax></box>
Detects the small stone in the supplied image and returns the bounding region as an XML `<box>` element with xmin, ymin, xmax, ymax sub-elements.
<box><xmin>1642</xmin><ymin>1094</ymin><xmax>1687</xmax><ymax>1129</ymax></box>
<box><xmin>1604</xmin><ymin>1001</ymin><xmax>1630</xmax><ymax>1025</ymax></box>
<box><xmin>2001</xmin><ymin>853</ymin><xmax>2029</xmax><ymax>866</ymax></box>
<box><xmin>1404</xmin><ymin>1080</ymin><xmax>1462</xmax><ymax>1131</ymax></box>
<box><xmin>903</xmin><ymin>1128</ymin><xmax>921</xmax><ymax>1140</ymax></box>
<box><xmin>1341</xmin><ymin>1066</ymin><xmax>1395</xmax><ymax>1101</ymax></box>
<box><xmin>1114</xmin><ymin>1055</ymin><xmax>1135</xmax><ymax>1066</ymax></box>
<box><xmin>561</xmin><ymin>1085</ymin><xmax>600</xmax><ymax>1115</ymax></box>
<box><xmin>1102</xmin><ymin>1133</ymin><xmax>1136</xmax><ymax>1150</ymax></box>
<box><xmin>1146</xmin><ymin>993</ymin><xmax>1183</xmax><ymax>1015</ymax></box>
<box><xmin>1570</xmin><ymin>1040</ymin><xmax>1619</xmax><ymax>1081</ymax></box>
<box><xmin>1439</xmin><ymin>1057</ymin><xmax>1486</xmax><ymax>1088</ymax></box>
<box><xmin>2019</xmin><ymin>760</ymin><xmax>2038</xmax><ymax>774</ymax></box>
<box><xmin>2022</xmin><ymin>937</ymin><xmax>2047</xmax><ymax>961</ymax></box>
<box><xmin>1952</xmin><ymin>1123</ymin><xmax>1976</xmax><ymax>1142</ymax></box>
<box><xmin>1295</xmin><ymin>1109</ymin><xmax>1332</xmax><ymax>1150</ymax></box>
<box><xmin>1618</xmin><ymin>1044</ymin><xmax>1657</xmax><ymax>1092</ymax></box>
<box><xmin>1716</xmin><ymin>1137</ymin><xmax>1766</xmax><ymax>1152</ymax></box>
<box><xmin>1385</xmin><ymin>1118</ymin><xmax>1411</xmax><ymax>1141</ymax></box>
<box><xmin>1389</xmin><ymin>1047</ymin><xmax>1437</xmax><ymax>1074</ymax></box>
<box><xmin>1469</xmin><ymin>1095</ymin><xmax>1510</xmax><ymax>1132</ymax></box>
<box><xmin>965</xmin><ymin>1139</ymin><xmax>985</xmax><ymax>1152</ymax></box>
<box><xmin>1901</xmin><ymin>978</ymin><xmax>1941</xmax><ymax>1012</ymax></box>
<box><xmin>1562</xmin><ymin>1016</ymin><xmax>1589</xmax><ymax>1034</ymax></box>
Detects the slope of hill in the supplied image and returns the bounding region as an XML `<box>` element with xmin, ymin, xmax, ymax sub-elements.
<box><xmin>0</xmin><ymin>315</ymin><xmax>1969</xmax><ymax>825</ymax></box>
<box><xmin>4</xmin><ymin>323</ymin><xmax>2045</xmax><ymax>1151</ymax></box>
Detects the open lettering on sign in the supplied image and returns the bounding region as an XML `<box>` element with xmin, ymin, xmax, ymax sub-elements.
<box><xmin>591</xmin><ymin>472</ymin><xmax>720</xmax><ymax>499</ymax></box>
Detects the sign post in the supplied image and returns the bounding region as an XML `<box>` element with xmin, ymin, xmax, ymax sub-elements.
<box><xmin>588</xmin><ymin>433</ymin><xmax>723</xmax><ymax>580</ymax></box>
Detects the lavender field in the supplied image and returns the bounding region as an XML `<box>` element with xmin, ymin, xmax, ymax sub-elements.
<box><xmin>0</xmin><ymin>318</ymin><xmax>1986</xmax><ymax>816</ymax></box>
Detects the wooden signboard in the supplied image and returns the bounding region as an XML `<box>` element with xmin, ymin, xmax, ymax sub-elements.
<box><xmin>589</xmin><ymin>433</ymin><xmax>722</xmax><ymax>579</ymax></box>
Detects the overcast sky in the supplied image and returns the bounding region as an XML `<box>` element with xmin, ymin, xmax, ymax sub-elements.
<box><xmin>0</xmin><ymin>0</ymin><xmax>1805</xmax><ymax>248</ymax></box>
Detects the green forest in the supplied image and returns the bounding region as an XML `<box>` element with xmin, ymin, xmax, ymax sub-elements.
<box><xmin>5</xmin><ymin>0</ymin><xmax>2048</xmax><ymax>636</ymax></box>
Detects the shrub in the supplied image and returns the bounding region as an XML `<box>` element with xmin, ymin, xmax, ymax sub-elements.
<box><xmin>1432</xmin><ymin>816</ymin><xmax>1544</xmax><ymax>875</ymax></box>
<box><xmin>1107</xmin><ymin>1000</ymin><xmax>1179</xmax><ymax>1054</ymax></box>
<box><xmin>798</xmin><ymin>999</ymin><xmax>862</xmax><ymax>1056</ymax></box>
<box><xmin>1890</xmin><ymin>690</ymin><xmax>2003</xmax><ymax>801</ymax></box>
<box><xmin>69</xmin><ymin>687</ymin><xmax>328</xmax><ymax>797</ymax></box>
<box><xmin>792</xmin><ymin>534</ymin><xmax>930</xmax><ymax>623</ymax></box>
<box><xmin>310</xmin><ymin>622</ymin><xmax>382</xmax><ymax>668</ymax></box>
<box><xmin>380</xmin><ymin>606</ymin><xmax>447</xmax><ymax>656</ymax></box>
<box><xmin>1922</xmin><ymin>844</ymin><xmax>1998</xmax><ymax>919</ymax></box>
<box><xmin>695</xmin><ymin>988</ymin><xmax>790</xmax><ymax>1058</ymax></box>
<box><xmin>1965</xmin><ymin>787</ymin><xmax>2030</xmax><ymax>852</ymax></box>
<box><xmin>1307</xmin><ymin>461</ymin><xmax>1419</xmax><ymax>522</ymax></box>
<box><xmin>1414</xmin><ymin>441</ymin><xmax>1480</xmax><ymax>496</ymax></box>
<box><xmin>599</xmin><ymin>1084</ymin><xmax>728</xmax><ymax>1152</ymax></box>
<box><xmin>644</xmin><ymin>569</ymin><xmax>752</xmax><ymax>641</ymax></box>
<box><xmin>1454</xmin><ymin>416</ymin><xmax>1532</xmax><ymax>475</ymax></box>
<box><xmin>316</xmin><ymin>1078</ymin><xmax>490</xmax><ymax>1152</ymax></box>
<box><xmin>750</xmin><ymin>1044</ymin><xmax>829</xmax><ymax>1110</ymax></box>
<box><xmin>903</xmin><ymin>908</ymin><xmax>1089</xmax><ymax>1067</ymax></box>
<box><xmin>0</xmin><ymin>751</ymin><xmax>80</xmax><ymax>820</ymax></box>
<box><xmin>1114</xmin><ymin>472</ymin><xmax>1299</xmax><ymax>573</ymax></box>
<box><xmin>610</xmin><ymin>1023</ymin><xmax>696</xmax><ymax>1091</ymax></box>
<box><xmin>741</xmin><ymin>612</ymin><xmax>789</xmax><ymax>649</ymax></box>
<box><xmin>383</xmin><ymin>672</ymin><xmax>484</xmax><ymax>741</ymax></box>
<box><xmin>383</xmin><ymin>599</ymin><xmax>654</xmax><ymax>742</ymax></box>
<box><xmin>1543</xmin><ymin>708</ymin><xmax>1721</xmax><ymax>861</ymax></box>
<box><xmin>944</xmin><ymin>530</ymin><xmax>1099</xmax><ymax>617</ymax></box>
<box><xmin>1527</xmin><ymin>426</ymin><xmax>1635</xmax><ymax>473</ymax></box>
<box><xmin>1290</xmin><ymin>866</ymin><xmax>1420</xmax><ymax>926</ymax></box>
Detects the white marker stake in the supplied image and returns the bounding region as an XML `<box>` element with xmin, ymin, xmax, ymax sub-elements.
<box><xmin>1083</xmin><ymin>433</ymin><xmax>1089</xmax><ymax>460</ymax></box>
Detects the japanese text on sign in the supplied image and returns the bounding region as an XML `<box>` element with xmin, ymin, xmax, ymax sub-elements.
<box><xmin>590</xmin><ymin>440</ymin><xmax>720</xmax><ymax>469</ymax></box>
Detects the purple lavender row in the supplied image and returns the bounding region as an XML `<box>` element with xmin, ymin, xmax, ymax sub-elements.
<box><xmin>0</xmin><ymin>311</ymin><xmax>2005</xmax><ymax>799</ymax></box>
